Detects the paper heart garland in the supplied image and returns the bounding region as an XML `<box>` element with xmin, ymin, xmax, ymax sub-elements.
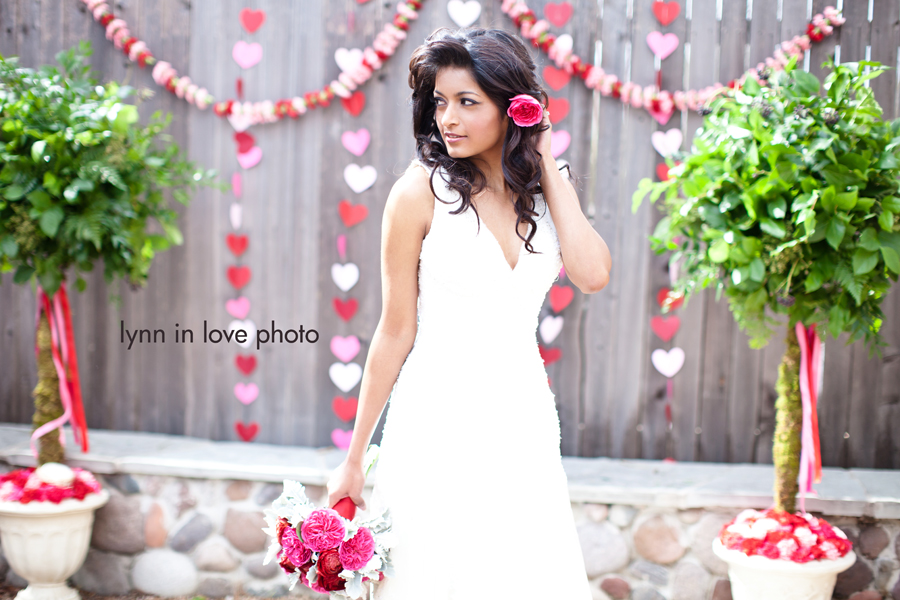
<box><xmin>652</xmin><ymin>1</ymin><xmax>681</xmax><ymax>26</ymax></box>
<box><xmin>338</xmin><ymin>199</ymin><xmax>369</xmax><ymax>227</ymax></box>
<box><xmin>233</xmin><ymin>131</ymin><xmax>254</xmax><ymax>154</ymax></box>
<box><xmin>657</xmin><ymin>287</ymin><xmax>685</xmax><ymax>311</ymax></box>
<box><xmin>341</xmin><ymin>128</ymin><xmax>371</xmax><ymax>156</ymax></box>
<box><xmin>226</xmin><ymin>296</ymin><xmax>251</xmax><ymax>320</ymax></box>
<box><xmin>341</xmin><ymin>91</ymin><xmax>366</xmax><ymax>117</ymax></box>
<box><xmin>337</xmin><ymin>234</ymin><xmax>347</xmax><ymax>261</ymax></box>
<box><xmin>335</xmin><ymin>47</ymin><xmax>364</xmax><ymax>74</ymax></box>
<box><xmin>226</xmin><ymin>233</ymin><xmax>248</xmax><ymax>257</ymax></box>
<box><xmin>232</xmin><ymin>41</ymin><xmax>263</xmax><ymax>69</ymax></box>
<box><xmin>544</xmin><ymin>1</ymin><xmax>573</xmax><ymax>27</ymax></box>
<box><xmin>237</xmin><ymin>146</ymin><xmax>263</xmax><ymax>169</ymax></box>
<box><xmin>649</xmin><ymin>102</ymin><xmax>676</xmax><ymax>126</ymax></box>
<box><xmin>332</xmin><ymin>396</ymin><xmax>359</xmax><ymax>422</ymax></box>
<box><xmin>547</xmin><ymin>97</ymin><xmax>569</xmax><ymax>124</ymax></box>
<box><xmin>651</xmin><ymin>128</ymin><xmax>683</xmax><ymax>157</ymax></box>
<box><xmin>330</xmin><ymin>335</ymin><xmax>361</xmax><ymax>363</ymax></box>
<box><xmin>343</xmin><ymin>164</ymin><xmax>377</xmax><ymax>193</ymax></box>
<box><xmin>230</xmin><ymin>203</ymin><xmax>242</xmax><ymax>229</ymax></box>
<box><xmin>231</xmin><ymin>173</ymin><xmax>242</xmax><ymax>198</ymax></box>
<box><xmin>550</xmin><ymin>130</ymin><xmax>570</xmax><ymax>158</ymax></box>
<box><xmin>331</xmin><ymin>263</ymin><xmax>360</xmax><ymax>292</ymax></box>
<box><xmin>549</xmin><ymin>284</ymin><xmax>574</xmax><ymax>313</ymax></box>
<box><xmin>542</xmin><ymin>65</ymin><xmax>571</xmax><ymax>91</ymax></box>
<box><xmin>539</xmin><ymin>315</ymin><xmax>564</xmax><ymax>344</ymax></box>
<box><xmin>646</xmin><ymin>32</ymin><xmax>679</xmax><ymax>61</ymax></box>
<box><xmin>239</xmin><ymin>8</ymin><xmax>266</xmax><ymax>33</ymax></box>
<box><xmin>234</xmin><ymin>382</ymin><xmax>259</xmax><ymax>405</ymax></box>
<box><xmin>651</xmin><ymin>347</ymin><xmax>685</xmax><ymax>378</ymax></box>
<box><xmin>228</xmin><ymin>319</ymin><xmax>257</xmax><ymax>349</ymax></box>
<box><xmin>651</xmin><ymin>315</ymin><xmax>681</xmax><ymax>342</ymax></box>
<box><xmin>539</xmin><ymin>344</ymin><xmax>562</xmax><ymax>366</ymax></box>
<box><xmin>329</xmin><ymin>362</ymin><xmax>363</xmax><ymax>393</ymax></box>
<box><xmin>235</xmin><ymin>421</ymin><xmax>259</xmax><ymax>442</ymax></box>
<box><xmin>332</xmin><ymin>428</ymin><xmax>353</xmax><ymax>449</ymax></box>
<box><xmin>333</xmin><ymin>297</ymin><xmax>359</xmax><ymax>321</ymax></box>
<box><xmin>227</xmin><ymin>265</ymin><xmax>251</xmax><ymax>290</ymax></box>
<box><xmin>235</xmin><ymin>354</ymin><xmax>257</xmax><ymax>375</ymax></box>
<box><xmin>447</xmin><ymin>0</ymin><xmax>482</xmax><ymax>27</ymax></box>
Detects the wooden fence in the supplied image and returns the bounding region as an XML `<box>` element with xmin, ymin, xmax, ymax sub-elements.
<box><xmin>1</xmin><ymin>0</ymin><xmax>899</xmax><ymax>468</ymax></box>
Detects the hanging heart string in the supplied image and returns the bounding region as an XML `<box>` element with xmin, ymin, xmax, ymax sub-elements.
<box><xmin>499</xmin><ymin>0</ymin><xmax>845</xmax><ymax>124</ymax></box>
<box><xmin>79</xmin><ymin>0</ymin><xmax>423</xmax><ymax>126</ymax></box>
<box><xmin>794</xmin><ymin>322</ymin><xmax>824</xmax><ymax>515</ymax></box>
<box><xmin>30</xmin><ymin>281</ymin><xmax>89</xmax><ymax>458</ymax></box>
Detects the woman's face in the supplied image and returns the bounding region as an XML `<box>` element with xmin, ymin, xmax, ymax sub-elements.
<box><xmin>432</xmin><ymin>66</ymin><xmax>508</xmax><ymax>161</ymax></box>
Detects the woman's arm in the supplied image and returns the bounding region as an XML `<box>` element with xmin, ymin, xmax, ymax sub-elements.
<box><xmin>343</xmin><ymin>163</ymin><xmax>434</xmax><ymax>468</ymax></box>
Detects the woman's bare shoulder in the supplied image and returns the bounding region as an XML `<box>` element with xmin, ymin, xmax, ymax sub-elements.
<box><xmin>385</xmin><ymin>158</ymin><xmax>435</xmax><ymax>235</ymax></box>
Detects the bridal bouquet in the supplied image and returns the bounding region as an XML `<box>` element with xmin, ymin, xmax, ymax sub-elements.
<box><xmin>718</xmin><ymin>508</ymin><xmax>852</xmax><ymax>562</ymax></box>
<box><xmin>262</xmin><ymin>446</ymin><xmax>394</xmax><ymax>598</ymax></box>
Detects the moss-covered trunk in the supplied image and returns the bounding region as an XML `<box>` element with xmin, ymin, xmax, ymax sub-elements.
<box><xmin>772</xmin><ymin>324</ymin><xmax>802</xmax><ymax>514</ymax></box>
<box><xmin>32</xmin><ymin>308</ymin><xmax>65</xmax><ymax>466</ymax></box>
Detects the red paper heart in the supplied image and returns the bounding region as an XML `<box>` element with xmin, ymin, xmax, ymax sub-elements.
<box><xmin>656</xmin><ymin>287</ymin><xmax>684</xmax><ymax>311</ymax></box>
<box><xmin>226</xmin><ymin>233</ymin><xmax>248</xmax><ymax>257</ymax></box>
<box><xmin>341</xmin><ymin>91</ymin><xmax>366</xmax><ymax>117</ymax></box>
<box><xmin>235</xmin><ymin>420</ymin><xmax>259</xmax><ymax>441</ymax></box>
<box><xmin>333</xmin><ymin>297</ymin><xmax>358</xmax><ymax>321</ymax></box>
<box><xmin>547</xmin><ymin>97</ymin><xmax>570</xmax><ymax>124</ymax></box>
<box><xmin>338</xmin><ymin>199</ymin><xmax>369</xmax><ymax>227</ymax></box>
<box><xmin>652</xmin><ymin>1</ymin><xmax>681</xmax><ymax>26</ymax></box>
<box><xmin>227</xmin><ymin>265</ymin><xmax>252</xmax><ymax>290</ymax></box>
<box><xmin>651</xmin><ymin>315</ymin><xmax>681</xmax><ymax>342</ymax></box>
<box><xmin>656</xmin><ymin>163</ymin><xmax>671</xmax><ymax>181</ymax></box>
<box><xmin>542</xmin><ymin>66</ymin><xmax>571</xmax><ymax>91</ymax></box>
<box><xmin>544</xmin><ymin>1</ymin><xmax>573</xmax><ymax>27</ymax></box>
<box><xmin>332</xmin><ymin>396</ymin><xmax>359</xmax><ymax>422</ymax></box>
<box><xmin>239</xmin><ymin>8</ymin><xmax>266</xmax><ymax>33</ymax></box>
<box><xmin>549</xmin><ymin>285</ymin><xmax>574</xmax><ymax>313</ymax></box>
<box><xmin>235</xmin><ymin>354</ymin><xmax>257</xmax><ymax>375</ymax></box>
<box><xmin>539</xmin><ymin>344</ymin><xmax>562</xmax><ymax>366</ymax></box>
<box><xmin>234</xmin><ymin>131</ymin><xmax>255</xmax><ymax>154</ymax></box>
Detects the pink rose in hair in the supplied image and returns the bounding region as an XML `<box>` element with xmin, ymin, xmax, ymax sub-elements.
<box><xmin>339</xmin><ymin>526</ymin><xmax>376</xmax><ymax>570</ymax></box>
<box><xmin>507</xmin><ymin>94</ymin><xmax>545</xmax><ymax>127</ymax></box>
<box><xmin>300</xmin><ymin>508</ymin><xmax>346</xmax><ymax>552</ymax></box>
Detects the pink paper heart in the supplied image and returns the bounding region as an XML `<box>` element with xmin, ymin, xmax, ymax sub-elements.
<box><xmin>332</xmin><ymin>428</ymin><xmax>353</xmax><ymax>449</ymax></box>
<box><xmin>231</xmin><ymin>172</ymin><xmax>242</xmax><ymax>198</ymax></box>
<box><xmin>237</xmin><ymin>146</ymin><xmax>262</xmax><ymax>170</ymax></box>
<box><xmin>550</xmin><ymin>130</ymin><xmax>570</xmax><ymax>158</ymax></box>
<box><xmin>234</xmin><ymin>382</ymin><xmax>259</xmax><ymax>405</ymax></box>
<box><xmin>646</xmin><ymin>31</ymin><xmax>679</xmax><ymax>61</ymax></box>
<box><xmin>649</xmin><ymin>103</ymin><xmax>675</xmax><ymax>126</ymax></box>
<box><xmin>651</xmin><ymin>347</ymin><xmax>685</xmax><ymax>378</ymax></box>
<box><xmin>337</xmin><ymin>234</ymin><xmax>347</xmax><ymax>261</ymax></box>
<box><xmin>330</xmin><ymin>335</ymin><xmax>361</xmax><ymax>363</ymax></box>
<box><xmin>226</xmin><ymin>296</ymin><xmax>251</xmax><ymax>320</ymax></box>
<box><xmin>559</xmin><ymin>266</ymin><xmax>565</xmax><ymax>279</ymax></box>
<box><xmin>341</xmin><ymin>128</ymin><xmax>371</xmax><ymax>157</ymax></box>
<box><xmin>651</xmin><ymin>129</ymin><xmax>683</xmax><ymax>158</ymax></box>
<box><xmin>232</xmin><ymin>41</ymin><xmax>263</xmax><ymax>69</ymax></box>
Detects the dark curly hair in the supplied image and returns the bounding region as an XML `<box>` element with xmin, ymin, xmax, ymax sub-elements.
<box><xmin>407</xmin><ymin>27</ymin><xmax>576</xmax><ymax>255</ymax></box>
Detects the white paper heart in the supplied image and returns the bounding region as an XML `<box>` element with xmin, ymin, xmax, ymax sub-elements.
<box><xmin>651</xmin><ymin>347</ymin><xmax>685</xmax><ymax>378</ymax></box>
<box><xmin>335</xmin><ymin>47</ymin><xmax>364</xmax><ymax>73</ymax></box>
<box><xmin>651</xmin><ymin>128</ymin><xmax>683</xmax><ymax>158</ymax></box>
<box><xmin>554</xmin><ymin>34</ymin><xmax>574</xmax><ymax>54</ymax></box>
<box><xmin>331</xmin><ymin>262</ymin><xmax>360</xmax><ymax>292</ymax></box>
<box><xmin>447</xmin><ymin>0</ymin><xmax>482</xmax><ymax>27</ymax></box>
<box><xmin>227</xmin><ymin>112</ymin><xmax>254</xmax><ymax>133</ymax></box>
<box><xmin>230</xmin><ymin>203</ymin><xmax>242</xmax><ymax>230</ymax></box>
<box><xmin>329</xmin><ymin>361</ymin><xmax>363</xmax><ymax>393</ymax></box>
<box><xmin>539</xmin><ymin>315</ymin><xmax>564</xmax><ymax>344</ymax></box>
<box><xmin>343</xmin><ymin>163</ymin><xmax>377</xmax><ymax>194</ymax></box>
<box><xmin>228</xmin><ymin>319</ymin><xmax>257</xmax><ymax>349</ymax></box>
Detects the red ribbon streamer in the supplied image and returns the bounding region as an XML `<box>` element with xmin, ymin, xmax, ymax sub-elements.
<box><xmin>795</xmin><ymin>322</ymin><xmax>823</xmax><ymax>515</ymax></box>
<box><xmin>30</xmin><ymin>280</ymin><xmax>89</xmax><ymax>457</ymax></box>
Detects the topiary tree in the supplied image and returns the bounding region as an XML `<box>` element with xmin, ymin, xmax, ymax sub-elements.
<box><xmin>633</xmin><ymin>55</ymin><xmax>900</xmax><ymax>514</ymax></box>
<box><xmin>0</xmin><ymin>41</ymin><xmax>221</xmax><ymax>465</ymax></box>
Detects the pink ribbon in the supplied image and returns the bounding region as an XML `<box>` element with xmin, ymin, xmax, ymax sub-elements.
<box><xmin>794</xmin><ymin>322</ymin><xmax>824</xmax><ymax>515</ymax></box>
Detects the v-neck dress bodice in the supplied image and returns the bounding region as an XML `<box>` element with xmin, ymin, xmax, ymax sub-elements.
<box><xmin>367</xmin><ymin>158</ymin><xmax>592</xmax><ymax>600</ymax></box>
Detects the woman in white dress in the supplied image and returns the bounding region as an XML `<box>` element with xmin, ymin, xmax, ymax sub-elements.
<box><xmin>326</xmin><ymin>27</ymin><xmax>612</xmax><ymax>599</ymax></box>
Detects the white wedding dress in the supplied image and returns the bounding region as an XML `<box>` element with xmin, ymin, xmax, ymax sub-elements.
<box><xmin>367</xmin><ymin>159</ymin><xmax>593</xmax><ymax>600</ymax></box>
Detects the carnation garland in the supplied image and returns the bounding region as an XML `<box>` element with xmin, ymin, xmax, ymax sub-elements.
<box><xmin>499</xmin><ymin>0</ymin><xmax>846</xmax><ymax>122</ymax></box>
<box><xmin>79</xmin><ymin>0</ymin><xmax>424</xmax><ymax>126</ymax></box>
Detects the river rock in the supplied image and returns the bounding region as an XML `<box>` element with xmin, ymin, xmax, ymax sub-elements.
<box><xmin>132</xmin><ymin>549</ymin><xmax>198</xmax><ymax>596</ymax></box>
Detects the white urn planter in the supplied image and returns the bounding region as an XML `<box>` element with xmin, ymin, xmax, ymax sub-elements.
<box><xmin>712</xmin><ymin>537</ymin><xmax>856</xmax><ymax>600</ymax></box>
<box><xmin>0</xmin><ymin>489</ymin><xmax>109</xmax><ymax>600</ymax></box>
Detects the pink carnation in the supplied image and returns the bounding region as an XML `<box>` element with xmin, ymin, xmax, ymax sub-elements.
<box><xmin>300</xmin><ymin>508</ymin><xmax>346</xmax><ymax>552</ymax></box>
<box><xmin>339</xmin><ymin>527</ymin><xmax>376</xmax><ymax>570</ymax></box>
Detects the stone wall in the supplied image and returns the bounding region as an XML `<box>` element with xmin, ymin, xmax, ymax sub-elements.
<box><xmin>1</xmin><ymin>471</ymin><xmax>897</xmax><ymax>600</ymax></box>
